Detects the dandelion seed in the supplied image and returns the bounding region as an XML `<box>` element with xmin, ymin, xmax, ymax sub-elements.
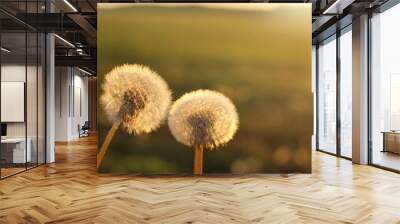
<box><xmin>98</xmin><ymin>64</ymin><xmax>172</xmax><ymax>168</ymax></box>
<box><xmin>168</xmin><ymin>89</ymin><xmax>239</xmax><ymax>174</ymax></box>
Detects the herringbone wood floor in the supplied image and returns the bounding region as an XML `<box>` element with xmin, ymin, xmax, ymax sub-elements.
<box><xmin>1</xmin><ymin>135</ymin><xmax>400</xmax><ymax>224</ymax></box>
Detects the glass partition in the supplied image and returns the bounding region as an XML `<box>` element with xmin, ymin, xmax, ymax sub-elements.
<box><xmin>1</xmin><ymin>31</ymin><xmax>28</xmax><ymax>177</ymax></box>
<box><xmin>339</xmin><ymin>27</ymin><xmax>352</xmax><ymax>158</ymax></box>
<box><xmin>371</xmin><ymin>4</ymin><xmax>400</xmax><ymax>171</ymax></box>
<box><xmin>0</xmin><ymin>2</ymin><xmax>46</xmax><ymax>179</ymax></box>
<box><xmin>27</xmin><ymin>30</ymin><xmax>38</xmax><ymax>169</ymax></box>
<box><xmin>317</xmin><ymin>35</ymin><xmax>337</xmax><ymax>154</ymax></box>
<box><xmin>38</xmin><ymin>32</ymin><xmax>45</xmax><ymax>165</ymax></box>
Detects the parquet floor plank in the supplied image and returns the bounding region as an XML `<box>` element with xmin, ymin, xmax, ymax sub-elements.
<box><xmin>0</xmin><ymin>135</ymin><xmax>399</xmax><ymax>223</ymax></box>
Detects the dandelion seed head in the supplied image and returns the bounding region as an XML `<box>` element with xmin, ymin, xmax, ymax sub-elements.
<box><xmin>168</xmin><ymin>89</ymin><xmax>239</xmax><ymax>150</ymax></box>
<box><xmin>101</xmin><ymin>64</ymin><xmax>172</xmax><ymax>135</ymax></box>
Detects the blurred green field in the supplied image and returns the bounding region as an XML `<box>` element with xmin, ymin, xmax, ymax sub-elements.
<box><xmin>97</xmin><ymin>4</ymin><xmax>312</xmax><ymax>174</ymax></box>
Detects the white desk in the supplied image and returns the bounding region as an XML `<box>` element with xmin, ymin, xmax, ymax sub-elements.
<box><xmin>1</xmin><ymin>138</ymin><xmax>31</xmax><ymax>163</ymax></box>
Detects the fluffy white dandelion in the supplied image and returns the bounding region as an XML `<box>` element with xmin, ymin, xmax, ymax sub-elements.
<box><xmin>97</xmin><ymin>64</ymin><xmax>172</xmax><ymax>168</ymax></box>
<box><xmin>168</xmin><ymin>89</ymin><xmax>239</xmax><ymax>174</ymax></box>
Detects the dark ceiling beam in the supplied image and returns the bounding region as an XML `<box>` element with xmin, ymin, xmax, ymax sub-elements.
<box><xmin>312</xmin><ymin>14</ymin><xmax>352</xmax><ymax>44</ymax></box>
<box><xmin>56</xmin><ymin>47</ymin><xmax>97</xmax><ymax>57</ymax></box>
<box><xmin>101</xmin><ymin>0</ymin><xmax>307</xmax><ymax>2</ymax></box>
<box><xmin>322</xmin><ymin>0</ymin><xmax>356</xmax><ymax>14</ymax></box>
<box><xmin>86</xmin><ymin>0</ymin><xmax>97</xmax><ymax>12</ymax></box>
<box><xmin>9</xmin><ymin>12</ymin><xmax>96</xmax><ymax>46</ymax></box>
<box><xmin>0</xmin><ymin>18</ymin><xmax>27</xmax><ymax>31</ymax></box>
<box><xmin>312</xmin><ymin>0</ymin><xmax>372</xmax><ymax>41</ymax></box>
<box><xmin>55</xmin><ymin>55</ymin><xmax>96</xmax><ymax>72</ymax></box>
<box><xmin>14</xmin><ymin>13</ymin><xmax>82</xmax><ymax>32</ymax></box>
<box><xmin>0</xmin><ymin>8</ymin><xmax>37</xmax><ymax>31</ymax></box>
<box><xmin>67</xmin><ymin>13</ymin><xmax>97</xmax><ymax>39</ymax></box>
<box><xmin>312</xmin><ymin>15</ymin><xmax>335</xmax><ymax>34</ymax></box>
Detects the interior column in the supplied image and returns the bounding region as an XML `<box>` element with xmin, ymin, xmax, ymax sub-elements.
<box><xmin>352</xmin><ymin>14</ymin><xmax>369</xmax><ymax>164</ymax></box>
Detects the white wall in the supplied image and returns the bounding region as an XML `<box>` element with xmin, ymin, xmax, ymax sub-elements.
<box><xmin>1</xmin><ymin>63</ymin><xmax>46</xmax><ymax>163</ymax></box>
<box><xmin>1</xmin><ymin>65</ymin><xmax>26</xmax><ymax>140</ymax></box>
<box><xmin>1</xmin><ymin>65</ymin><xmax>33</xmax><ymax>138</ymax></box>
<box><xmin>55</xmin><ymin>67</ymin><xmax>69</xmax><ymax>141</ymax></box>
<box><xmin>71</xmin><ymin>73</ymin><xmax>89</xmax><ymax>138</ymax></box>
<box><xmin>55</xmin><ymin>67</ymin><xmax>89</xmax><ymax>141</ymax></box>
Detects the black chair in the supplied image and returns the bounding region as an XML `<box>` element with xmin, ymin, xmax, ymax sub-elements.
<box><xmin>79</xmin><ymin>121</ymin><xmax>90</xmax><ymax>138</ymax></box>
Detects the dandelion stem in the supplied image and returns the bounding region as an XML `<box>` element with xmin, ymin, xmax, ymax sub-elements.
<box><xmin>97</xmin><ymin>121</ymin><xmax>120</xmax><ymax>168</ymax></box>
<box><xmin>194</xmin><ymin>144</ymin><xmax>203</xmax><ymax>175</ymax></box>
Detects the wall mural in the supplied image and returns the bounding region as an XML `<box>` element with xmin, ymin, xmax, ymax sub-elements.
<box><xmin>98</xmin><ymin>3</ymin><xmax>312</xmax><ymax>174</ymax></box>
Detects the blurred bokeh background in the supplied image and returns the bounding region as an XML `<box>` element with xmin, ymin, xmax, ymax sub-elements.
<box><xmin>97</xmin><ymin>3</ymin><xmax>312</xmax><ymax>174</ymax></box>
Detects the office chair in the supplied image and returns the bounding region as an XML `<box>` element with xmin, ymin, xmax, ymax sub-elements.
<box><xmin>79</xmin><ymin>121</ymin><xmax>90</xmax><ymax>138</ymax></box>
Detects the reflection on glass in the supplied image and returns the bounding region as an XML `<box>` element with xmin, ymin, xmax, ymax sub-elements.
<box><xmin>38</xmin><ymin>33</ymin><xmax>46</xmax><ymax>165</ymax></box>
<box><xmin>27</xmin><ymin>31</ymin><xmax>38</xmax><ymax>169</ymax></box>
<box><xmin>1</xmin><ymin>32</ymin><xmax>27</xmax><ymax>177</ymax></box>
<box><xmin>0</xmin><ymin>1</ymin><xmax>47</xmax><ymax>179</ymax></box>
<box><xmin>340</xmin><ymin>28</ymin><xmax>352</xmax><ymax>158</ymax></box>
<box><xmin>371</xmin><ymin>4</ymin><xmax>400</xmax><ymax>171</ymax></box>
<box><xmin>318</xmin><ymin>36</ymin><xmax>337</xmax><ymax>154</ymax></box>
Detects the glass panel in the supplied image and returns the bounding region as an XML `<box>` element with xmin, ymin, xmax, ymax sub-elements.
<box><xmin>27</xmin><ymin>31</ymin><xmax>38</xmax><ymax>169</ymax></box>
<box><xmin>1</xmin><ymin>31</ymin><xmax>27</xmax><ymax>177</ymax></box>
<box><xmin>0</xmin><ymin>1</ymin><xmax>46</xmax><ymax>179</ymax></box>
<box><xmin>339</xmin><ymin>28</ymin><xmax>352</xmax><ymax>158</ymax></box>
<box><xmin>318</xmin><ymin>36</ymin><xmax>337</xmax><ymax>154</ymax></box>
<box><xmin>371</xmin><ymin>4</ymin><xmax>400</xmax><ymax>171</ymax></box>
<box><xmin>26</xmin><ymin>0</ymin><xmax>39</xmax><ymax>169</ymax></box>
<box><xmin>312</xmin><ymin>45</ymin><xmax>317</xmax><ymax>151</ymax></box>
<box><xmin>38</xmin><ymin>33</ymin><xmax>45</xmax><ymax>165</ymax></box>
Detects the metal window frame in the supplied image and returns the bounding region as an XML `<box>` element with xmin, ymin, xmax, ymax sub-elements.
<box><xmin>315</xmin><ymin>0</ymin><xmax>400</xmax><ymax>173</ymax></box>
<box><xmin>367</xmin><ymin>0</ymin><xmax>400</xmax><ymax>173</ymax></box>
<box><xmin>315</xmin><ymin>23</ymin><xmax>353</xmax><ymax>161</ymax></box>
